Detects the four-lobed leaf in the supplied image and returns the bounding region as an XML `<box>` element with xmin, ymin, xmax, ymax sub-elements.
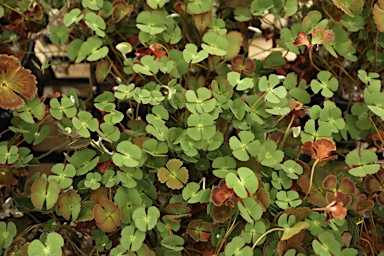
<box><xmin>157</xmin><ymin>159</ymin><xmax>189</xmax><ymax>189</ymax></box>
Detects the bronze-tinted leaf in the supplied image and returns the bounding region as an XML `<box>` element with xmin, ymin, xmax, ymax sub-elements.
<box><xmin>57</xmin><ymin>190</ymin><xmax>81</xmax><ymax>220</ymax></box>
<box><xmin>322</xmin><ymin>175</ymin><xmax>337</xmax><ymax>191</ymax></box>
<box><xmin>364</xmin><ymin>169</ymin><xmax>384</xmax><ymax>193</ymax></box>
<box><xmin>291</xmin><ymin>207</ymin><xmax>310</xmax><ymax>222</ymax></box>
<box><xmin>157</xmin><ymin>159</ymin><xmax>189</xmax><ymax>190</ymax></box>
<box><xmin>231</xmin><ymin>55</ymin><xmax>255</xmax><ymax>75</ymax></box>
<box><xmin>353</xmin><ymin>194</ymin><xmax>374</xmax><ymax>215</ymax></box>
<box><xmin>253</xmin><ymin>187</ymin><xmax>270</xmax><ymax>212</ymax></box>
<box><xmin>90</xmin><ymin>187</ymin><xmax>108</xmax><ymax>204</ymax></box>
<box><xmin>338</xmin><ymin>177</ymin><xmax>356</xmax><ymax>195</ymax></box>
<box><xmin>0</xmin><ymin>168</ymin><xmax>18</xmax><ymax>187</ymax></box>
<box><xmin>194</xmin><ymin>11</ymin><xmax>212</xmax><ymax>33</ymax></box>
<box><xmin>307</xmin><ymin>191</ymin><xmax>327</xmax><ymax>207</ymax></box>
<box><xmin>0</xmin><ymin>54</ymin><xmax>38</xmax><ymax>110</ymax></box>
<box><xmin>95</xmin><ymin>59</ymin><xmax>111</xmax><ymax>83</ymax></box>
<box><xmin>187</xmin><ymin>219</ymin><xmax>213</xmax><ymax>242</ymax></box>
<box><xmin>326</xmin><ymin>191</ymin><xmax>351</xmax><ymax>207</ymax></box>
<box><xmin>93</xmin><ymin>198</ymin><xmax>121</xmax><ymax>232</ymax></box>
<box><xmin>377</xmin><ymin>191</ymin><xmax>384</xmax><ymax>206</ymax></box>
<box><xmin>112</xmin><ymin>0</ymin><xmax>133</xmax><ymax>22</ymax></box>
<box><xmin>211</xmin><ymin>204</ymin><xmax>233</xmax><ymax>223</ymax></box>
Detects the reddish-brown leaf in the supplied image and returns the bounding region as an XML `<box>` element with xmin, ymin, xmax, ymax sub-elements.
<box><xmin>302</xmin><ymin>138</ymin><xmax>337</xmax><ymax>161</ymax></box>
<box><xmin>294</xmin><ymin>32</ymin><xmax>310</xmax><ymax>47</ymax></box>
<box><xmin>326</xmin><ymin>201</ymin><xmax>347</xmax><ymax>220</ymax></box>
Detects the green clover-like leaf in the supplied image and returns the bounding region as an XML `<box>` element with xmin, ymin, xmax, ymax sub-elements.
<box><xmin>120</xmin><ymin>226</ymin><xmax>146</xmax><ymax>251</ymax></box>
<box><xmin>49</xmin><ymin>26</ymin><xmax>69</xmax><ymax>45</ymax></box>
<box><xmin>72</xmin><ymin>111</ymin><xmax>99</xmax><ymax>137</ymax></box>
<box><xmin>0</xmin><ymin>222</ymin><xmax>16</xmax><ymax>252</ymax></box>
<box><xmin>132</xmin><ymin>206</ymin><xmax>160</xmax><ymax>232</ymax></box>
<box><xmin>241</xmin><ymin>220</ymin><xmax>267</xmax><ymax>245</ymax></box>
<box><xmin>259</xmin><ymin>74</ymin><xmax>287</xmax><ymax>103</ymax></box>
<box><xmin>28</xmin><ymin>232</ymin><xmax>64</xmax><ymax>256</ymax></box>
<box><xmin>183</xmin><ymin>44</ymin><xmax>208</xmax><ymax>63</ymax></box>
<box><xmin>275</xmin><ymin>190</ymin><xmax>302</xmax><ymax>210</ymax></box>
<box><xmin>227</xmin><ymin>71</ymin><xmax>254</xmax><ymax>91</ymax></box>
<box><xmin>84</xmin><ymin>172</ymin><xmax>102</xmax><ymax>190</ymax></box>
<box><xmin>114</xmin><ymin>187</ymin><xmax>143</xmax><ymax>224</ymax></box>
<box><xmin>364</xmin><ymin>83</ymin><xmax>384</xmax><ymax>120</ymax></box>
<box><xmin>346</xmin><ymin>150</ymin><xmax>380</xmax><ymax>177</ymax></box>
<box><xmin>312</xmin><ymin>231</ymin><xmax>341</xmax><ymax>256</ymax></box>
<box><xmin>0</xmin><ymin>145</ymin><xmax>19</xmax><ymax>164</ymax></box>
<box><xmin>48</xmin><ymin>163</ymin><xmax>76</xmax><ymax>189</ymax></box>
<box><xmin>212</xmin><ymin>156</ymin><xmax>237</xmax><ymax>178</ymax></box>
<box><xmin>116</xmin><ymin>166</ymin><xmax>143</xmax><ymax>188</ymax></box>
<box><xmin>185</xmin><ymin>87</ymin><xmax>217</xmax><ymax>113</ymax></box>
<box><xmin>70</xmin><ymin>149</ymin><xmax>100</xmax><ymax>175</ymax></box>
<box><xmin>187</xmin><ymin>112</ymin><xmax>216</xmax><ymax>141</ymax></box>
<box><xmin>251</xmin><ymin>0</ymin><xmax>274</xmax><ymax>16</ymax></box>
<box><xmin>182</xmin><ymin>182</ymin><xmax>207</xmax><ymax>203</ymax></box>
<box><xmin>94</xmin><ymin>91</ymin><xmax>116</xmax><ymax>111</ymax></box>
<box><xmin>229</xmin><ymin>131</ymin><xmax>261</xmax><ymax>161</ymax></box>
<box><xmin>225</xmin><ymin>167</ymin><xmax>258</xmax><ymax>198</ymax></box>
<box><xmin>82</xmin><ymin>0</ymin><xmax>103</xmax><ymax>10</ymax></box>
<box><xmin>238</xmin><ymin>197</ymin><xmax>263</xmax><ymax>223</ymax></box>
<box><xmin>201</xmin><ymin>31</ymin><xmax>228</xmax><ymax>56</ymax></box>
<box><xmin>85</xmin><ymin>12</ymin><xmax>106</xmax><ymax>37</ymax></box>
<box><xmin>281</xmin><ymin>160</ymin><xmax>303</xmax><ymax>179</ymax></box>
<box><xmin>112</xmin><ymin>141</ymin><xmax>142</xmax><ymax>168</ymax></box>
<box><xmin>258</xmin><ymin>140</ymin><xmax>284</xmax><ymax>167</ymax></box>
<box><xmin>187</xmin><ymin>0</ymin><xmax>212</xmax><ymax>14</ymax></box>
<box><xmin>133</xmin><ymin>55</ymin><xmax>160</xmax><ymax>76</ymax></box>
<box><xmin>50</xmin><ymin>96</ymin><xmax>77</xmax><ymax>120</ymax></box>
<box><xmin>224</xmin><ymin>236</ymin><xmax>253</xmax><ymax>256</ymax></box>
<box><xmin>310</xmin><ymin>71</ymin><xmax>339</xmax><ymax>97</ymax></box>
<box><xmin>31</xmin><ymin>178</ymin><xmax>60</xmax><ymax>210</ymax></box>
<box><xmin>64</xmin><ymin>8</ymin><xmax>84</xmax><ymax>26</ymax></box>
<box><xmin>136</xmin><ymin>11</ymin><xmax>166</xmax><ymax>35</ymax></box>
<box><xmin>14</xmin><ymin>95</ymin><xmax>45</xmax><ymax>124</ymax></box>
<box><xmin>161</xmin><ymin>235</ymin><xmax>184</xmax><ymax>251</ymax></box>
<box><xmin>271</xmin><ymin>170</ymin><xmax>292</xmax><ymax>190</ymax></box>
<box><xmin>114</xmin><ymin>83</ymin><xmax>135</xmax><ymax>100</ymax></box>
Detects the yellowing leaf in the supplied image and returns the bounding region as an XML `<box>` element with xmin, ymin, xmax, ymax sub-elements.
<box><xmin>374</xmin><ymin>0</ymin><xmax>384</xmax><ymax>32</ymax></box>
<box><xmin>157</xmin><ymin>159</ymin><xmax>189</xmax><ymax>189</ymax></box>
<box><xmin>0</xmin><ymin>54</ymin><xmax>37</xmax><ymax>110</ymax></box>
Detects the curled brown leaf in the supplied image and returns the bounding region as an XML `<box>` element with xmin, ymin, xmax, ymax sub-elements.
<box><xmin>302</xmin><ymin>138</ymin><xmax>337</xmax><ymax>161</ymax></box>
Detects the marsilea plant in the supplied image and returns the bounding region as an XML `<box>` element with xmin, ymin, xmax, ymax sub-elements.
<box><xmin>1</xmin><ymin>0</ymin><xmax>384</xmax><ymax>255</ymax></box>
